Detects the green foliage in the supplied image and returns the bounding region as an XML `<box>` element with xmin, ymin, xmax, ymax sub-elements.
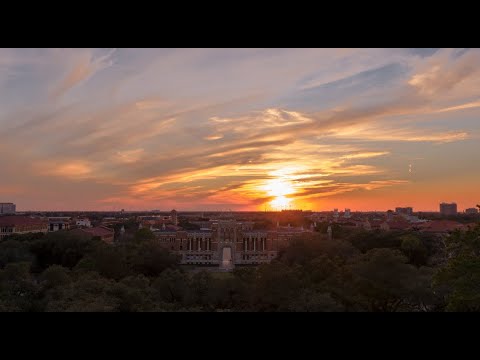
<box><xmin>433</xmin><ymin>225</ymin><xmax>480</xmax><ymax>311</ymax></box>
<box><xmin>287</xmin><ymin>289</ymin><xmax>344</xmax><ymax>312</ymax></box>
<box><xmin>400</xmin><ymin>234</ymin><xmax>428</xmax><ymax>266</ymax></box>
<box><xmin>128</xmin><ymin>240</ymin><xmax>179</xmax><ymax>277</ymax></box>
<box><xmin>40</xmin><ymin>265</ymin><xmax>71</xmax><ymax>290</ymax></box>
<box><xmin>338</xmin><ymin>248</ymin><xmax>433</xmax><ymax>312</ymax></box>
<box><xmin>134</xmin><ymin>228</ymin><xmax>156</xmax><ymax>242</ymax></box>
<box><xmin>29</xmin><ymin>231</ymin><xmax>97</xmax><ymax>272</ymax></box>
<box><xmin>0</xmin><ymin>223</ymin><xmax>473</xmax><ymax>312</ymax></box>
<box><xmin>0</xmin><ymin>240</ymin><xmax>34</xmax><ymax>268</ymax></box>
<box><xmin>346</xmin><ymin>230</ymin><xmax>404</xmax><ymax>253</ymax></box>
<box><xmin>252</xmin><ymin>262</ymin><xmax>302</xmax><ymax>311</ymax></box>
<box><xmin>278</xmin><ymin>237</ymin><xmax>359</xmax><ymax>267</ymax></box>
<box><xmin>152</xmin><ymin>269</ymin><xmax>189</xmax><ymax>303</ymax></box>
<box><xmin>0</xmin><ymin>262</ymin><xmax>42</xmax><ymax>311</ymax></box>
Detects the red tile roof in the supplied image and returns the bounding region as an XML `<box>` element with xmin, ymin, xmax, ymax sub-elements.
<box><xmin>387</xmin><ymin>218</ymin><xmax>411</xmax><ymax>230</ymax></box>
<box><xmin>0</xmin><ymin>215</ymin><xmax>48</xmax><ymax>227</ymax></box>
<box><xmin>417</xmin><ymin>220</ymin><xmax>465</xmax><ymax>233</ymax></box>
<box><xmin>80</xmin><ymin>226</ymin><xmax>114</xmax><ymax>237</ymax></box>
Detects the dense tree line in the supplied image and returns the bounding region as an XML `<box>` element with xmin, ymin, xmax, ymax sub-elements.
<box><xmin>0</xmin><ymin>224</ymin><xmax>479</xmax><ymax>311</ymax></box>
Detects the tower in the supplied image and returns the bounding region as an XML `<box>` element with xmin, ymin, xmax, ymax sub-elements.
<box><xmin>327</xmin><ymin>225</ymin><xmax>332</xmax><ymax>241</ymax></box>
<box><xmin>170</xmin><ymin>209</ymin><xmax>178</xmax><ymax>226</ymax></box>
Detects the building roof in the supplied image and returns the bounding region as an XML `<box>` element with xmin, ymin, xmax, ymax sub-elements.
<box><xmin>0</xmin><ymin>215</ymin><xmax>48</xmax><ymax>227</ymax></box>
<box><xmin>387</xmin><ymin>218</ymin><xmax>411</xmax><ymax>230</ymax></box>
<box><xmin>417</xmin><ymin>220</ymin><xmax>465</xmax><ymax>233</ymax></box>
<box><xmin>78</xmin><ymin>226</ymin><xmax>114</xmax><ymax>237</ymax></box>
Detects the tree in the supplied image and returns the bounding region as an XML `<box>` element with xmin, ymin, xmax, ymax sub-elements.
<box><xmin>29</xmin><ymin>231</ymin><xmax>96</xmax><ymax>272</ymax></box>
<box><xmin>126</xmin><ymin>241</ymin><xmax>178</xmax><ymax>277</ymax></box>
<box><xmin>305</xmin><ymin>255</ymin><xmax>339</xmax><ymax>284</ymax></box>
<box><xmin>340</xmin><ymin>248</ymin><xmax>421</xmax><ymax>312</ymax></box>
<box><xmin>152</xmin><ymin>269</ymin><xmax>189</xmax><ymax>304</ymax></box>
<box><xmin>40</xmin><ymin>265</ymin><xmax>71</xmax><ymax>290</ymax></box>
<box><xmin>184</xmin><ymin>271</ymin><xmax>215</xmax><ymax>309</ymax></box>
<box><xmin>0</xmin><ymin>240</ymin><xmax>34</xmax><ymax>268</ymax></box>
<box><xmin>287</xmin><ymin>288</ymin><xmax>344</xmax><ymax>312</ymax></box>
<box><xmin>400</xmin><ymin>234</ymin><xmax>428</xmax><ymax>267</ymax></box>
<box><xmin>0</xmin><ymin>262</ymin><xmax>41</xmax><ymax>311</ymax></box>
<box><xmin>433</xmin><ymin>225</ymin><xmax>480</xmax><ymax>311</ymax></box>
<box><xmin>105</xmin><ymin>275</ymin><xmax>154</xmax><ymax>312</ymax></box>
<box><xmin>89</xmin><ymin>244</ymin><xmax>130</xmax><ymax>280</ymax></box>
<box><xmin>44</xmin><ymin>273</ymin><xmax>118</xmax><ymax>312</ymax></box>
<box><xmin>134</xmin><ymin>228</ymin><xmax>156</xmax><ymax>242</ymax></box>
<box><xmin>347</xmin><ymin>230</ymin><xmax>404</xmax><ymax>253</ymax></box>
<box><xmin>252</xmin><ymin>262</ymin><xmax>302</xmax><ymax>311</ymax></box>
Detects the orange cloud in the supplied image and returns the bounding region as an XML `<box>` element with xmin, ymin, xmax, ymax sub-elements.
<box><xmin>116</xmin><ymin>148</ymin><xmax>144</xmax><ymax>163</ymax></box>
<box><xmin>54</xmin><ymin>163</ymin><xmax>92</xmax><ymax>178</ymax></box>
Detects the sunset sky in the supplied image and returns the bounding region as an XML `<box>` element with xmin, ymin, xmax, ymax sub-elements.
<box><xmin>1</xmin><ymin>48</ymin><xmax>479</xmax><ymax>212</ymax></box>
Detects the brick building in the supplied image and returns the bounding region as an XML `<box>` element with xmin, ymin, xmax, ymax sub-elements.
<box><xmin>153</xmin><ymin>220</ymin><xmax>312</xmax><ymax>269</ymax></box>
<box><xmin>70</xmin><ymin>226</ymin><xmax>115</xmax><ymax>244</ymax></box>
<box><xmin>0</xmin><ymin>215</ymin><xmax>48</xmax><ymax>240</ymax></box>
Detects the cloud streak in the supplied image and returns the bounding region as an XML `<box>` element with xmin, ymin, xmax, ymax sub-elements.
<box><xmin>0</xmin><ymin>48</ymin><xmax>479</xmax><ymax>211</ymax></box>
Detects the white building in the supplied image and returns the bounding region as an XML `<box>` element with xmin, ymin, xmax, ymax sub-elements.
<box><xmin>344</xmin><ymin>208</ymin><xmax>351</xmax><ymax>218</ymax></box>
<box><xmin>333</xmin><ymin>209</ymin><xmax>339</xmax><ymax>219</ymax></box>
<box><xmin>76</xmin><ymin>218</ymin><xmax>92</xmax><ymax>227</ymax></box>
<box><xmin>0</xmin><ymin>203</ymin><xmax>16</xmax><ymax>215</ymax></box>
<box><xmin>48</xmin><ymin>217</ymin><xmax>71</xmax><ymax>232</ymax></box>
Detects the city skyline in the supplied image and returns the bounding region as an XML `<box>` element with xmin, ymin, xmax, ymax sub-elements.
<box><xmin>1</xmin><ymin>48</ymin><xmax>479</xmax><ymax>211</ymax></box>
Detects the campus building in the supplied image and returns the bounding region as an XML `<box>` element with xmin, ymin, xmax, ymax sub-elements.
<box><xmin>0</xmin><ymin>216</ymin><xmax>48</xmax><ymax>240</ymax></box>
<box><xmin>153</xmin><ymin>219</ymin><xmax>312</xmax><ymax>269</ymax></box>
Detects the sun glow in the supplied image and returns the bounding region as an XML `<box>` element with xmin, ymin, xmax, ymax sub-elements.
<box><xmin>263</xmin><ymin>178</ymin><xmax>295</xmax><ymax>210</ymax></box>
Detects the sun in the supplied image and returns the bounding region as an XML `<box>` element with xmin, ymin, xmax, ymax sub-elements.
<box><xmin>263</xmin><ymin>178</ymin><xmax>295</xmax><ymax>210</ymax></box>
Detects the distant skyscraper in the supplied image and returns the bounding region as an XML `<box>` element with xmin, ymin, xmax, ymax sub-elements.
<box><xmin>465</xmin><ymin>208</ymin><xmax>479</xmax><ymax>215</ymax></box>
<box><xmin>0</xmin><ymin>203</ymin><xmax>16</xmax><ymax>214</ymax></box>
<box><xmin>440</xmin><ymin>203</ymin><xmax>457</xmax><ymax>216</ymax></box>
<box><xmin>395</xmin><ymin>207</ymin><xmax>413</xmax><ymax>216</ymax></box>
<box><xmin>171</xmin><ymin>209</ymin><xmax>178</xmax><ymax>226</ymax></box>
<box><xmin>386</xmin><ymin>210</ymin><xmax>394</xmax><ymax>221</ymax></box>
<box><xmin>344</xmin><ymin>208</ymin><xmax>351</xmax><ymax>218</ymax></box>
<box><xmin>333</xmin><ymin>208</ymin><xmax>339</xmax><ymax>218</ymax></box>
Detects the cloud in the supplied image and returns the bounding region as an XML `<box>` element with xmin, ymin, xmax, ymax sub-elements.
<box><xmin>0</xmin><ymin>48</ymin><xmax>479</xmax><ymax>210</ymax></box>
<box><xmin>341</xmin><ymin>151</ymin><xmax>390</xmax><ymax>160</ymax></box>
<box><xmin>436</xmin><ymin>100</ymin><xmax>480</xmax><ymax>113</ymax></box>
<box><xmin>51</xmin><ymin>49</ymin><xmax>115</xmax><ymax>98</ymax></box>
<box><xmin>408</xmin><ymin>49</ymin><xmax>480</xmax><ymax>96</ymax></box>
<box><xmin>204</xmin><ymin>134</ymin><xmax>224</xmax><ymax>140</ymax></box>
<box><xmin>41</xmin><ymin>161</ymin><xmax>93</xmax><ymax>180</ymax></box>
<box><xmin>116</xmin><ymin>148</ymin><xmax>144</xmax><ymax>163</ymax></box>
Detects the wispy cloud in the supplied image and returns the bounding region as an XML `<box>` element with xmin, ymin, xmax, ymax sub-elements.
<box><xmin>51</xmin><ymin>49</ymin><xmax>115</xmax><ymax>98</ymax></box>
<box><xmin>1</xmin><ymin>48</ymin><xmax>479</xmax><ymax>210</ymax></box>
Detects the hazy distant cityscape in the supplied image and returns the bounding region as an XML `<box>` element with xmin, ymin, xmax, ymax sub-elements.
<box><xmin>1</xmin><ymin>200</ymin><xmax>478</xmax><ymax>267</ymax></box>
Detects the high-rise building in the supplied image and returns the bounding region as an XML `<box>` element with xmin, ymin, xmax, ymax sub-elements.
<box><xmin>465</xmin><ymin>208</ymin><xmax>479</xmax><ymax>215</ymax></box>
<box><xmin>395</xmin><ymin>207</ymin><xmax>413</xmax><ymax>216</ymax></box>
<box><xmin>333</xmin><ymin>209</ymin><xmax>339</xmax><ymax>218</ymax></box>
<box><xmin>344</xmin><ymin>208</ymin><xmax>351</xmax><ymax>218</ymax></box>
<box><xmin>440</xmin><ymin>203</ymin><xmax>457</xmax><ymax>216</ymax></box>
<box><xmin>0</xmin><ymin>203</ymin><xmax>16</xmax><ymax>215</ymax></box>
<box><xmin>171</xmin><ymin>209</ymin><xmax>178</xmax><ymax>226</ymax></box>
<box><xmin>386</xmin><ymin>210</ymin><xmax>394</xmax><ymax>221</ymax></box>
